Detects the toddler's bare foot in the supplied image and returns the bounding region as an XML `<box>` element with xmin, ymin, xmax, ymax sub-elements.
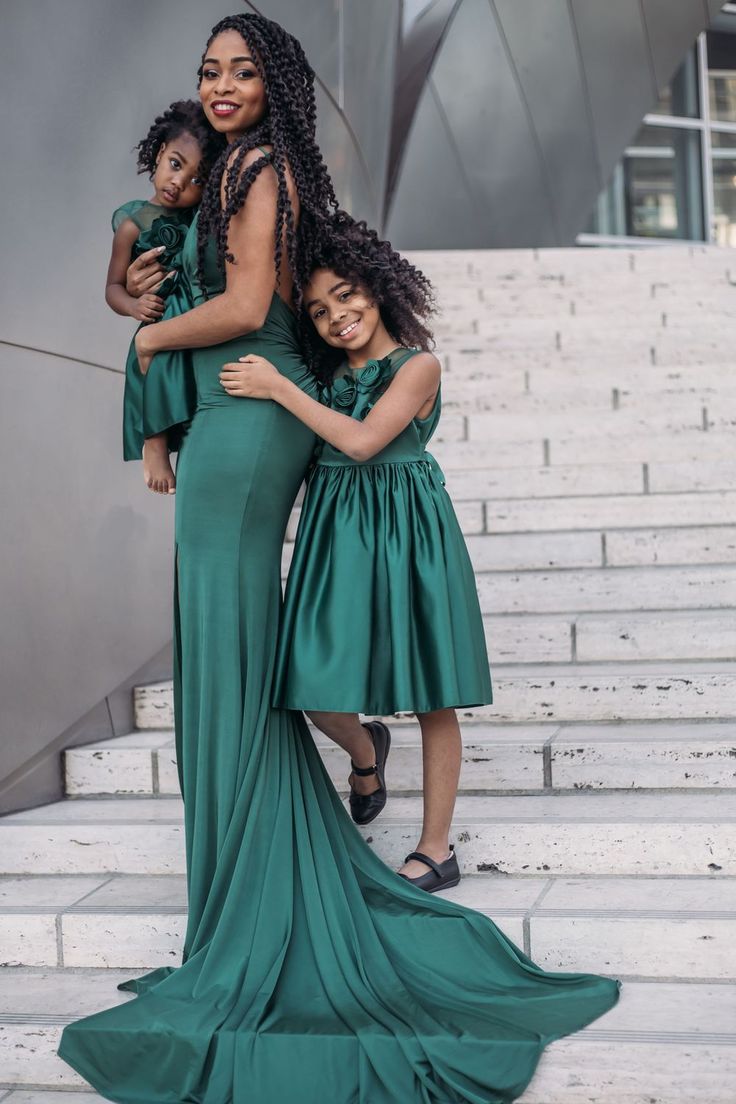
<box><xmin>143</xmin><ymin>435</ymin><xmax>176</xmax><ymax>495</ymax></box>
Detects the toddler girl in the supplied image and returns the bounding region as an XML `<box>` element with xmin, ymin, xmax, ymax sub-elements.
<box><xmin>107</xmin><ymin>99</ymin><xmax>223</xmax><ymax>492</ymax></box>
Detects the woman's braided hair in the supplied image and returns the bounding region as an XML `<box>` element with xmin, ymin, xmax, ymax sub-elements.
<box><xmin>195</xmin><ymin>13</ymin><xmax>338</xmax><ymax>297</ymax></box>
<box><xmin>135</xmin><ymin>99</ymin><xmax>225</xmax><ymax>180</ymax></box>
<box><xmin>299</xmin><ymin>211</ymin><xmax>437</xmax><ymax>384</ymax></box>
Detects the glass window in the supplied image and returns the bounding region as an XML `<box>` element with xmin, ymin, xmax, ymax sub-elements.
<box><xmin>708</xmin><ymin>32</ymin><xmax>736</xmax><ymax>122</ymax></box>
<box><xmin>649</xmin><ymin>48</ymin><xmax>699</xmax><ymax>118</ymax></box>
<box><xmin>711</xmin><ymin>132</ymin><xmax>736</xmax><ymax>245</ymax></box>
<box><xmin>623</xmin><ymin>125</ymin><xmax>703</xmax><ymax>239</ymax></box>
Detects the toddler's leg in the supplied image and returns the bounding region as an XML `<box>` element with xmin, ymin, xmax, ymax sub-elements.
<box><xmin>307</xmin><ymin>712</ymin><xmax>379</xmax><ymax>796</ymax></box>
<box><xmin>142</xmin><ymin>433</ymin><xmax>176</xmax><ymax>495</ymax></box>
<box><xmin>399</xmin><ymin>708</ymin><xmax>461</xmax><ymax>878</ymax></box>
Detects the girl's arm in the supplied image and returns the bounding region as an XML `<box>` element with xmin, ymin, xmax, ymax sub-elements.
<box><xmin>136</xmin><ymin>148</ymin><xmax>285</xmax><ymax>365</ymax></box>
<box><xmin>220</xmin><ymin>353</ymin><xmax>441</xmax><ymax>462</ymax></box>
<box><xmin>106</xmin><ymin>220</ymin><xmax>165</xmax><ymax>322</ymax></box>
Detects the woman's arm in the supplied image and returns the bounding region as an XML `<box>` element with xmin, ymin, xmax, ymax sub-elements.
<box><xmin>220</xmin><ymin>353</ymin><xmax>441</xmax><ymax>462</ymax></box>
<box><xmin>136</xmin><ymin>148</ymin><xmax>283</xmax><ymax>363</ymax></box>
<box><xmin>106</xmin><ymin>220</ymin><xmax>165</xmax><ymax>322</ymax></box>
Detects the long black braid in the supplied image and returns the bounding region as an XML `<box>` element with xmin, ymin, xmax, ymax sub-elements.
<box><xmin>299</xmin><ymin>211</ymin><xmax>437</xmax><ymax>385</ymax></box>
<box><xmin>195</xmin><ymin>13</ymin><xmax>338</xmax><ymax>300</ymax></box>
<box><xmin>135</xmin><ymin>99</ymin><xmax>225</xmax><ymax>180</ymax></box>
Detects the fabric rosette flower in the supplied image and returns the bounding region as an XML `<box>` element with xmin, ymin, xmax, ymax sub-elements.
<box><xmin>355</xmin><ymin>356</ymin><xmax>392</xmax><ymax>392</ymax></box>
<box><xmin>137</xmin><ymin>214</ymin><xmax>191</xmax><ymax>294</ymax></box>
<box><xmin>331</xmin><ymin>376</ymin><xmax>357</xmax><ymax>411</ymax></box>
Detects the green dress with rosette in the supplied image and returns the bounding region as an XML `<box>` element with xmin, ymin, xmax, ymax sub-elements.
<box><xmin>274</xmin><ymin>347</ymin><xmax>493</xmax><ymax>714</ymax></box>
<box><xmin>113</xmin><ymin>200</ymin><xmax>197</xmax><ymax>460</ymax></box>
<box><xmin>58</xmin><ymin>221</ymin><xmax>619</xmax><ymax>1104</ymax></box>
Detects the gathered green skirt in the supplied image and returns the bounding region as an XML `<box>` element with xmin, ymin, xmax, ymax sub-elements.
<box><xmin>274</xmin><ymin>458</ymin><xmax>492</xmax><ymax>714</ymax></box>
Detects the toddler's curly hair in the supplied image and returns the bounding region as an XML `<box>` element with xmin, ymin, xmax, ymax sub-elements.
<box><xmin>135</xmin><ymin>99</ymin><xmax>224</xmax><ymax>180</ymax></box>
<box><xmin>300</xmin><ymin>211</ymin><xmax>437</xmax><ymax>384</ymax></box>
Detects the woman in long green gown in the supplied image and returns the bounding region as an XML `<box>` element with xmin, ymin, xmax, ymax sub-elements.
<box><xmin>57</xmin><ymin>13</ymin><xmax>619</xmax><ymax>1103</ymax></box>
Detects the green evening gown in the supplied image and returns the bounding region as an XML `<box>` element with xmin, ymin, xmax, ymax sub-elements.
<box><xmin>58</xmin><ymin>217</ymin><xmax>620</xmax><ymax>1103</ymax></box>
<box><xmin>274</xmin><ymin>347</ymin><xmax>493</xmax><ymax>715</ymax></box>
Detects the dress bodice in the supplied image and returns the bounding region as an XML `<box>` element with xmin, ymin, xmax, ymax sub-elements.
<box><xmin>179</xmin><ymin>213</ymin><xmax>320</xmax><ymax>407</ymax></box>
<box><xmin>317</xmin><ymin>347</ymin><xmax>440</xmax><ymax>467</ymax></box>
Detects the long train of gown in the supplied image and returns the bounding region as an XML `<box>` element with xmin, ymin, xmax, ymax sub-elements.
<box><xmin>58</xmin><ymin>291</ymin><xmax>619</xmax><ymax>1104</ymax></box>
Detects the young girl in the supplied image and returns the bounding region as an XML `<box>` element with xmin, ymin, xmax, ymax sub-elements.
<box><xmin>107</xmin><ymin>99</ymin><xmax>224</xmax><ymax>492</ymax></box>
<box><xmin>220</xmin><ymin>212</ymin><xmax>492</xmax><ymax>893</ymax></box>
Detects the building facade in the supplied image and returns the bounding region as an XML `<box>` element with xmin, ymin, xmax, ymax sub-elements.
<box><xmin>586</xmin><ymin>6</ymin><xmax>736</xmax><ymax>246</ymax></box>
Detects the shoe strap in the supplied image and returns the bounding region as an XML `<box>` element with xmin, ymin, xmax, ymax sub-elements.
<box><xmin>403</xmin><ymin>850</ymin><xmax>443</xmax><ymax>877</ymax></box>
<box><xmin>350</xmin><ymin>761</ymin><xmax>378</xmax><ymax>776</ymax></box>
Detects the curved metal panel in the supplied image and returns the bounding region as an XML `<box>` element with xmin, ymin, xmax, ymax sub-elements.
<box><xmin>642</xmin><ymin>0</ymin><xmax>710</xmax><ymax>90</ymax></box>
<box><xmin>570</xmin><ymin>0</ymin><xmax>657</xmax><ymax>184</ymax></box>
<box><xmin>387</xmin><ymin>0</ymin><xmax>714</xmax><ymax>247</ymax></box>
<box><xmin>494</xmin><ymin>0</ymin><xmax>601</xmax><ymax>244</ymax></box>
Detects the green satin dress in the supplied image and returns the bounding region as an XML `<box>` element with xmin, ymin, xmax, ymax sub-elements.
<box><xmin>58</xmin><ymin>217</ymin><xmax>619</xmax><ymax>1103</ymax></box>
<box><xmin>114</xmin><ymin>199</ymin><xmax>197</xmax><ymax>461</ymax></box>
<box><xmin>274</xmin><ymin>347</ymin><xmax>493</xmax><ymax>714</ymax></box>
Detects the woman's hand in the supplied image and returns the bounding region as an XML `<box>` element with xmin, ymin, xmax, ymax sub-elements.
<box><xmin>219</xmin><ymin>355</ymin><xmax>282</xmax><ymax>400</ymax></box>
<box><xmin>135</xmin><ymin>328</ymin><xmax>154</xmax><ymax>375</ymax></box>
<box><xmin>126</xmin><ymin>246</ymin><xmax>171</xmax><ymax>298</ymax></box>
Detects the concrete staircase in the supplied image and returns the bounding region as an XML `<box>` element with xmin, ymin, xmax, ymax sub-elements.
<box><xmin>2</xmin><ymin>246</ymin><xmax>735</xmax><ymax>1102</ymax></box>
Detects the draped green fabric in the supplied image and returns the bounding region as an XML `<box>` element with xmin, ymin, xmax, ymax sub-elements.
<box><xmin>113</xmin><ymin>201</ymin><xmax>197</xmax><ymax>460</ymax></box>
<box><xmin>58</xmin><ymin>217</ymin><xmax>620</xmax><ymax>1102</ymax></box>
<box><xmin>274</xmin><ymin>348</ymin><xmax>493</xmax><ymax>714</ymax></box>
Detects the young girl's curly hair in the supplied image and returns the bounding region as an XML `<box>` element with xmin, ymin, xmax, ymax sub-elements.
<box><xmin>135</xmin><ymin>99</ymin><xmax>224</xmax><ymax>180</ymax></box>
<box><xmin>299</xmin><ymin>211</ymin><xmax>437</xmax><ymax>384</ymax></box>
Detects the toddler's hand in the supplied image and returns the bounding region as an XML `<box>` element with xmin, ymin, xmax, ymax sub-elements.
<box><xmin>220</xmin><ymin>355</ymin><xmax>280</xmax><ymax>400</ymax></box>
<box><xmin>131</xmin><ymin>292</ymin><xmax>165</xmax><ymax>324</ymax></box>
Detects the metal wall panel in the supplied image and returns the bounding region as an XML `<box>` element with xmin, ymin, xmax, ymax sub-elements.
<box><xmin>494</xmin><ymin>0</ymin><xmax>601</xmax><ymax>243</ymax></box>
<box><xmin>387</xmin><ymin>0</ymin><xmax>714</xmax><ymax>247</ymax></box>
<box><xmin>642</xmin><ymin>0</ymin><xmax>711</xmax><ymax>90</ymax></box>
<box><xmin>381</xmin><ymin>79</ymin><xmax>482</xmax><ymax>248</ymax></box>
<box><xmin>569</xmin><ymin>0</ymin><xmax>657</xmax><ymax>185</ymax></box>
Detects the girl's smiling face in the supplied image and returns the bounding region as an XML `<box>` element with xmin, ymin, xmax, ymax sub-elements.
<box><xmin>199</xmin><ymin>30</ymin><xmax>268</xmax><ymax>140</ymax></box>
<box><xmin>305</xmin><ymin>269</ymin><xmax>382</xmax><ymax>352</ymax></box>
<box><xmin>152</xmin><ymin>133</ymin><xmax>205</xmax><ymax>209</ymax></box>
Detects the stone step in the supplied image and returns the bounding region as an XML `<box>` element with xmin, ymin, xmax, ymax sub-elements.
<box><xmin>446</xmin><ymin>463</ymin><xmax>736</xmax><ymax>500</ymax></box>
<box><xmin>446</xmin><ymin>463</ymin><xmax>646</xmax><ymax>500</ymax></box>
<box><xmin>432</xmin><ymin>430</ymin><xmax>736</xmax><ymax>468</ymax></box>
<box><xmin>1</xmin><ymin>971</ymin><xmax>734</xmax><ymax>1101</ymax></box>
<box><xmin>6</xmin><ymin>794</ymin><xmax>730</xmax><ymax>877</ymax></box>
<box><xmin>133</xmin><ymin>661</ymin><xmax>736</xmax><ymax>729</ymax></box>
<box><xmin>63</xmin><ymin>720</ymin><xmax>736</xmax><ymax>799</ymax></box>
<box><xmin>477</xmin><ymin>564</ymin><xmax>736</xmax><ymax>610</ymax></box>
<box><xmin>1</xmin><ymin>873</ymin><xmax>734</xmax><ymax>981</ymax></box>
<box><xmin>484</xmin><ymin>490</ymin><xmax>736</xmax><ymax>533</ymax></box>
<box><xmin>467</xmin><ymin>407</ymin><xmax>736</xmax><ymax>443</ymax></box>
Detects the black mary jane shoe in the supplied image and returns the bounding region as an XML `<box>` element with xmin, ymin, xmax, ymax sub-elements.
<box><xmin>398</xmin><ymin>845</ymin><xmax>461</xmax><ymax>893</ymax></box>
<box><xmin>348</xmin><ymin>721</ymin><xmax>391</xmax><ymax>826</ymax></box>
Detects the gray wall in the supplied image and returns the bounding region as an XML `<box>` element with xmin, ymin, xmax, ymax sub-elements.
<box><xmin>386</xmin><ymin>0</ymin><xmax>718</xmax><ymax>248</ymax></box>
<box><xmin>0</xmin><ymin>0</ymin><xmax>399</xmax><ymax>813</ymax></box>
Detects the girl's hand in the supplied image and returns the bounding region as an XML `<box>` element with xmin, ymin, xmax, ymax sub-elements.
<box><xmin>219</xmin><ymin>355</ymin><xmax>281</xmax><ymax>400</ymax></box>
<box><xmin>126</xmin><ymin>247</ymin><xmax>170</xmax><ymax>297</ymax></box>
<box><xmin>135</xmin><ymin>329</ymin><xmax>154</xmax><ymax>375</ymax></box>
<box><xmin>131</xmin><ymin>292</ymin><xmax>165</xmax><ymax>324</ymax></box>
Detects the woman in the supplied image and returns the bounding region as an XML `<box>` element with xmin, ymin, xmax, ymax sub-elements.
<box><xmin>58</xmin><ymin>12</ymin><xmax>618</xmax><ymax>1103</ymax></box>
